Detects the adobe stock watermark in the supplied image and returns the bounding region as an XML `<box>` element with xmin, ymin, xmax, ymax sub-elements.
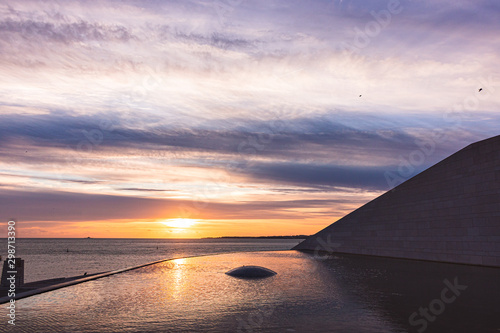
<box><xmin>312</xmin><ymin>234</ymin><xmax>341</xmax><ymax>260</ymax></box>
<box><xmin>237</xmin><ymin>117</ymin><xmax>286</xmax><ymax>156</ymax></box>
<box><xmin>235</xmin><ymin>234</ymin><xmax>341</xmax><ymax>332</ymax></box>
<box><xmin>236</xmin><ymin>289</ymin><xmax>284</xmax><ymax>333</ymax></box>
<box><xmin>75</xmin><ymin>64</ymin><xmax>163</xmax><ymax>156</ymax></box>
<box><xmin>339</xmin><ymin>0</ymin><xmax>403</xmax><ymax>58</ymax></box>
<box><xmin>213</xmin><ymin>0</ymin><xmax>244</xmax><ymax>28</ymax></box>
<box><xmin>50</xmin><ymin>62</ymin><xmax>165</xmax><ymax>186</ymax></box>
<box><xmin>179</xmin><ymin>111</ymin><xmax>289</xmax><ymax>218</ymax></box>
<box><xmin>409</xmin><ymin>277</ymin><xmax>467</xmax><ymax>332</ymax></box>
<box><xmin>5</xmin><ymin>220</ymin><xmax>18</xmax><ymax>326</ymax></box>
<box><xmin>384</xmin><ymin>75</ymin><xmax>497</xmax><ymax>190</ymax></box>
<box><xmin>75</xmin><ymin>119</ymin><xmax>114</xmax><ymax>156</ymax></box>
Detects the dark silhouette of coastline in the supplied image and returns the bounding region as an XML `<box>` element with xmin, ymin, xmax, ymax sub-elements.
<box><xmin>203</xmin><ymin>235</ymin><xmax>309</xmax><ymax>239</ymax></box>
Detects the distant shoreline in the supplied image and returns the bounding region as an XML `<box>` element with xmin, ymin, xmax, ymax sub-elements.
<box><xmin>202</xmin><ymin>235</ymin><xmax>309</xmax><ymax>239</ymax></box>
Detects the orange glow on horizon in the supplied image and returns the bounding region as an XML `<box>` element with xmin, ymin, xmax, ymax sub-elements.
<box><xmin>2</xmin><ymin>217</ymin><xmax>338</xmax><ymax>239</ymax></box>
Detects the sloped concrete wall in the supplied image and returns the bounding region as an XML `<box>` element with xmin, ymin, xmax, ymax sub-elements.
<box><xmin>294</xmin><ymin>135</ymin><xmax>500</xmax><ymax>267</ymax></box>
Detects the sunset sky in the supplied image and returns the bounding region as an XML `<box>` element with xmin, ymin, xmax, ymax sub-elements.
<box><xmin>0</xmin><ymin>0</ymin><xmax>499</xmax><ymax>238</ymax></box>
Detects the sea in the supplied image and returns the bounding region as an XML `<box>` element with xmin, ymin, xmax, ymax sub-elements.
<box><xmin>0</xmin><ymin>238</ymin><xmax>302</xmax><ymax>283</ymax></box>
<box><xmin>10</xmin><ymin>249</ymin><xmax>500</xmax><ymax>332</ymax></box>
<box><xmin>3</xmin><ymin>238</ymin><xmax>499</xmax><ymax>332</ymax></box>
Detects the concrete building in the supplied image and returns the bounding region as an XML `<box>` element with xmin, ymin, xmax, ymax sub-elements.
<box><xmin>294</xmin><ymin>135</ymin><xmax>500</xmax><ymax>267</ymax></box>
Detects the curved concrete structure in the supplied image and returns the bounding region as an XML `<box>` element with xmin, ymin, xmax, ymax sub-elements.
<box><xmin>226</xmin><ymin>265</ymin><xmax>277</xmax><ymax>278</ymax></box>
<box><xmin>294</xmin><ymin>135</ymin><xmax>500</xmax><ymax>267</ymax></box>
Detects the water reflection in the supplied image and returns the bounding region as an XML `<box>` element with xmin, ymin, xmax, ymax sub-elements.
<box><xmin>11</xmin><ymin>251</ymin><xmax>500</xmax><ymax>332</ymax></box>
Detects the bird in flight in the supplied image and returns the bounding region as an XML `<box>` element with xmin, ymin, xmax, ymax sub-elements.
<box><xmin>478</xmin><ymin>88</ymin><xmax>483</xmax><ymax>92</ymax></box>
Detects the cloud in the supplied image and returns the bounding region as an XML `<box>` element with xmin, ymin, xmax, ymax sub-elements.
<box><xmin>240</xmin><ymin>161</ymin><xmax>395</xmax><ymax>190</ymax></box>
<box><xmin>0</xmin><ymin>108</ymin><xmax>438</xmax><ymax>162</ymax></box>
<box><xmin>0</xmin><ymin>18</ymin><xmax>133</xmax><ymax>43</ymax></box>
<box><xmin>1</xmin><ymin>0</ymin><xmax>499</xmax><ymax>121</ymax></box>
<box><xmin>117</xmin><ymin>187</ymin><xmax>173</xmax><ymax>192</ymax></box>
<box><xmin>0</xmin><ymin>189</ymin><xmax>367</xmax><ymax>222</ymax></box>
<box><xmin>0</xmin><ymin>107</ymin><xmax>494</xmax><ymax>178</ymax></box>
<box><xmin>0</xmin><ymin>172</ymin><xmax>102</xmax><ymax>185</ymax></box>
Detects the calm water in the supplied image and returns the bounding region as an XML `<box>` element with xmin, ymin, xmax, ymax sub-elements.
<box><xmin>7</xmin><ymin>251</ymin><xmax>500</xmax><ymax>332</ymax></box>
<box><xmin>0</xmin><ymin>238</ymin><xmax>302</xmax><ymax>283</ymax></box>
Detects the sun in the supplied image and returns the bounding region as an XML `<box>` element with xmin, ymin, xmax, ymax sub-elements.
<box><xmin>161</xmin><ymin>218</ymin><xmax>198</xmax><ymax>229</ymax></box>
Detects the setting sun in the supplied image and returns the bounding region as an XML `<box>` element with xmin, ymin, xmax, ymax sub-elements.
<box><xmin>161</xmin><ymin>218</ymin><xmax>198</xmax><ymax>229</ymax></box>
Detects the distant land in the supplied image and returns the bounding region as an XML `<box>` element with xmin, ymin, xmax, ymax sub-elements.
<box><xmin>203</xmin><ymin>235</ymin><xmax>309</xmax><ymax>239</ymax></box>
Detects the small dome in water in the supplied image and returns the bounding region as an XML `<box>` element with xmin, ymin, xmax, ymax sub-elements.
<box><xmin>226</xmin><ymin>265</ymin><xmax>277</xmax><ymax>278</ymax></box>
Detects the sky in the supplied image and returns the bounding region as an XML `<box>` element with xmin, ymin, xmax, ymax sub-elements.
<box><xmin>0</xmin><ymin>0</ymin><xmax>499</xmax><ymax>238</ymax></box>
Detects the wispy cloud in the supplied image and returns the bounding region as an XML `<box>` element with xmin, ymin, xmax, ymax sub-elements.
<box><xmin>0</xmin><ymin>189</ymin><xmax>370</xmax><ymax>222</ymax></box>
